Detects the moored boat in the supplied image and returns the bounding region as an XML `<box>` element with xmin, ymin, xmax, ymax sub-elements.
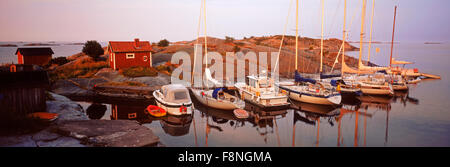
<box><xmin>235</xmin><ymin>75</ymin><xmax>289</xmax><ymax>110</ymax></box>
<box><xmin>153</xmin><ymin>84</ymin><xmax>193</xmax><ymax>116</ymax></box>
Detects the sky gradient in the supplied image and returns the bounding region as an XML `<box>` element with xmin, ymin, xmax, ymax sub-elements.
<box><xmin>0</xmin><ymin>0</ymin><xmax>449</xmax><ymax>43</ymax></box>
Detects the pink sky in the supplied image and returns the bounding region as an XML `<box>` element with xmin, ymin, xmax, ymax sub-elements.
<box><xmin>1</xmin><ymin>0</ymin><xmax>449</xmax><ymax>43</ymax></box>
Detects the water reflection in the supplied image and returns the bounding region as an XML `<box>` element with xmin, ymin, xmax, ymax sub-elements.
<box><xmin>76</xmin><ymin>88</ymin><xmax>423</xmax><ymax>146</ymax></box>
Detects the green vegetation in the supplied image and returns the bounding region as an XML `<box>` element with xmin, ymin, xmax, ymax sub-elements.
<box><xmin>49</xmin><ymin>57</ymin><xmax>108</xmax><ymax>81</ymax></box>
<box><xmin>120</xmin><ymin>66</ymin><xmax>159</xmax><ymax>77</ymax></box>
<box><xmin>233</xmin><ymin>45</ymin><xmax>241</xmax><ymax>52</ymax></box>
<box><xmin>158</xmin><ymin>39</ymin><xmax>170</xmax><ymax>47</ymax></box>
<box><xmin>225</xmin><ymin>36</ymin><xmax>235</xmax><ymax>43</ymax></box>
<box><xmin>82</xmin><ymin>40</ymin><xmax>104</xmax><ymax>61</ymax></box>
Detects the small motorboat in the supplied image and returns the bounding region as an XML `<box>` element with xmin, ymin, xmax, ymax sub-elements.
<box><xmin>406</xmin><ymin>77</ymin><xmax>422</xmax><ymax>84</ymax></box>
<box><xmin>153</xmin><ymin>84</ymin><xmax>194</xmax><ymax>116</ymax></box>
<box><xmin>233</xmin><ymin>108</ymin><xmax>249</xmax><ymax>119</ymax></box>
<box><xmin>27</xmin><ymin>112</ymin><xmax>59</xmax><ymax>122</ymax></box>
<box><xmin>146</xmin><ymin>105</ymin><xmax>167</xmax><ymax>117</ymax></box>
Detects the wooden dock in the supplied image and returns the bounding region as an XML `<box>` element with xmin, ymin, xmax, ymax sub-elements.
<box><xmin>421</xmin><ymin>73</ymin><xmax>441</xmax><ymax>79</ymax></box>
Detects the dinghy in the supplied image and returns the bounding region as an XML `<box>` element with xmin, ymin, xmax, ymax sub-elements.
<box><xmin>153</xmin><ymin>84</ymin><xmax>193</xmax><ymax>116</ymax></box>
<box><xmin>146</xmin><ymin>105</ymin><xmax>167</xmax><ymax>117</ymax></box>
<box><xmin>233</xmin><ymin>109</ymin><xmax>249</xmax><ymax>119</ymax></box>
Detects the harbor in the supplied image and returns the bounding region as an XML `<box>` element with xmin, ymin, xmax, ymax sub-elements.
<box><xmin>1</xmin><ymin>0</ymin><xmax>449</xmax><ymax>148</ymax></box>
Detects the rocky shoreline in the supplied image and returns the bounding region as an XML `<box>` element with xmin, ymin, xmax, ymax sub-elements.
<box><xmin>0</xmin><ymin>92</ymin><xmax>161</xmax><ymax>147</ymax></box>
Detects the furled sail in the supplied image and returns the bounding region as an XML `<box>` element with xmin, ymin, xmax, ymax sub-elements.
<box><xmin>295</xmin><ymin>70</ymin><xmax>317</xmax><ymax>84</ymax></box>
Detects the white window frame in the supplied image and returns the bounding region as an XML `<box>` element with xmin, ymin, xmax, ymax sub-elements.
<box><xmin>126</xmin><ymin>53</ymin><xmax>135</xmax><ymax>59</ymax></box>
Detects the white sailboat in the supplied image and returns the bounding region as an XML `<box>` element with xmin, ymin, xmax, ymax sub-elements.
<box><xmin>341</xmin><ymin>0</ymin><xmax>394</xmax><ymax>96</ymax></box>
<box><xmin>190</xmin><ymin>0</ymin><xmax>244</xmax><ymax>111</ymax></box>
<box><xmin>277</xmin><ymin>0</ymin><xmax>342</xmax><ymax>106</ymax></box>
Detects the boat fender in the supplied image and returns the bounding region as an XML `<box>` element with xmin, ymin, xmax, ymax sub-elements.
<box><xmin>180</xmin><ymin>106</ymin><xmax>187</xmax><ymax>113</ymax></box>
<box><xmin>256</xmin><ymin>91</ymin><xmax>260</xmax><ymax>97</ymax></box>
<box><xmin>241</xmin><ymin>93</ymin><xmax>245</xmax><ymax>100</ymax></box>
<box><xmin>337</xmin><ymin>84</ymin><xmax>341</xmax><ymax>93</ymax></box>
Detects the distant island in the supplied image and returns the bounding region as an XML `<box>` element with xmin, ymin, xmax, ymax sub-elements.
<box><xmin>424</xmin><ymin>42</ymin><xmax>442</xmax><ymax>45</ymax></box>
<box><xmin>24</xmin><ymin>43</ymin><xmax>60</xmax><ymax>46</ymax></box>
<box><xmin>0</xmin><ymin>44</ymin><xmax>18</xmax><ymax>47</ymax></box>
<box><xmin>65</xmin><ymin>42</ymin><xmax>85</xmax><ymax>45</ymax></box>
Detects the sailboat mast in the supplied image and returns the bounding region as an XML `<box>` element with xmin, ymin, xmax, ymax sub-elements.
<box><xmin>358</xmin><ymin>0</ymin><xmax>367</xmax><ymax>69</ymax></box>
<box><xmin>320</xmin><ymin>0</ymin><xmax>324</xmax><ymax>73</ymax></box>
<box><xmin>203</xmin><ymin>0</ymin><xmax>208</xmax><ymax>88</ymax></box>
<box><xmin>341</xmin><ymin>0</ymin><xmax>347</xmax><ymax>76</ymax></box>
<box><xmin>367</xmin><ymin>0</ymin><xmax>375</xmax><ymax>64</ymax></box>
<box><xmin>389</xmin><ymin>6</ymin><xmax>397</xmax><ymax>68</ymax></box>
<box><xmin>192</xmin><ymin>0</ymin><xmax>204</xmax><ymax>85</ymax></box>
<box><xmin>295</xmin><ymin>0</ymin><xmax>299</xmax><ymax>71</ymax></box>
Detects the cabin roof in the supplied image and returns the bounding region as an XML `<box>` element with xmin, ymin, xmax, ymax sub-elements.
<box><xmin>15</xmin><ymin>47</ymin><xmax>54</xmax><ymax>56</ymax></box>
<box><xmin>108</xmin><ymin>41</ymin><xmax>153</xmax><ymax>53</ymax></box>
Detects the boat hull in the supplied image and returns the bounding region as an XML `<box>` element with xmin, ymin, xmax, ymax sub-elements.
<box><xmin>153</xmin><ymin>91</ymin><xmax>193</xmax><ymax>116</ymax></box>
<box><xmin>191</xmin><ymin>88</ymin><xmax>242</xmax><ymax>111</ymax></box>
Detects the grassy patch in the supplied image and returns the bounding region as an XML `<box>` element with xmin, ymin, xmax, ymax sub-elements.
<box><xmin>120</xmin><ymin>66</ymin><xmax>158</xmax><ymax>77</ymax></box>
<box><xmin>100</xmin><ymin>81</ymin><xmax>147</xmax><ymax>87</ymax></box>
<box><xmin>49</xmin><ymin>57</ymin><xmax>108</xmax><ymax>81</ymax></box>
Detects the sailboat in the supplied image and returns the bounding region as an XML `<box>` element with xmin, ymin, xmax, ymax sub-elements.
<box><xmin>190</xmin><ymin>0</ymin><xmax>244</xmax><ymax>111</ymax></box>
<box><xmin>277</xmin><ymin>0</ymin><xmax>342</xmax><ymax>106</ymax></box>
<box><xmin>341</xmin><ymin>0</ymin><xmax>394</xmax><ymax>96</ymax></box>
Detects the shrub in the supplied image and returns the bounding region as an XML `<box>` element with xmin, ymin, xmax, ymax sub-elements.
<box><xmin>233</xmin><ymin>45</ymin><xmax>240</xmax><ymax>52</ymax></box>
<box><xmin>82</xmin><ymin>40</ymin><xmax>104</xmax><ymax>61</ymax></box>
<box><xmin>158</xmin><ymin>39</ymin><xmax>170</xmax><ymax>47</ymax></box>
<box><xmin>225</xmin><ymin>36</ymin><xmax>235</xmax><ymax>43</ymax></box>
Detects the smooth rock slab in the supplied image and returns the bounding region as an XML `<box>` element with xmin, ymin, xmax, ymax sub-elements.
<box><xmin>56</xmin><ymin>120</ymin><xmax>159</xmax><ymax>147</ymax></box>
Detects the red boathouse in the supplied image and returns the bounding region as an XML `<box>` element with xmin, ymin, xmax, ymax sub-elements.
<box><xmin>107</xmin><ymin>38</ymin><xmax>153</xmax><ymax>70</ymax></box>
<box><xmin>15</xmin><ymin>47</ymin><xmax>54</xmax><ymax>66</ymax></box>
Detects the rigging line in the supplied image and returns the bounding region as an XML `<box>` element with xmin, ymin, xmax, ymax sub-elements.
<box><xmin>274</xmin><ymin>0</ymin><xmax>294</xmax><ymax>77</ymax></box>
<box><xmin>192</xmin><ymin>0</ymin><xmax>204</xmax><ymax>85</ymax></box>
<box><xmin>326</xmin><ymin>0</ymin><xmax>343</xmax><ymax>39</ymax></box>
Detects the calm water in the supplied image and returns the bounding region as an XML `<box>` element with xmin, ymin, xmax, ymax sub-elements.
<box><xmin>74</xmin><ymin>42</ymin><xmax>450</xmax><ymax>147</ymax></box>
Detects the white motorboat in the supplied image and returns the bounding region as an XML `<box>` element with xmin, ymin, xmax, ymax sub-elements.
<box><xmin>153</xmin><ymin>84</ymin><xmax>194</xmax><ymax>116</ymax></box>
<box><xmin>235</xmin><ymin>75</ymin><xmax>289</xmax><ymax>109</ymax></box>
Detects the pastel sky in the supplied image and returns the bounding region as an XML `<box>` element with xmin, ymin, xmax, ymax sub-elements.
<box><xmin>0</xmin><ymin>0</ymin><xmax>449</xmax><ymax>43</ymax></box>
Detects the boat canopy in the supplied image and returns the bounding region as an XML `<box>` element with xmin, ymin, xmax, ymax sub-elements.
<box><xmin>295</xmin><ymin>71</ymin><xmax>316</xmax><ymax>84</ymax></box>
<box><xmin>320</xmin><ymin>73</ymin><xmax>341</xmax><ymax>79</ymax></box>
<box><xmin>160</xmin><ymin>84</ymin><xmax>191</xmax><ymax>104</ymax></box>
<box><xmin>212</xmin><ymin>87</ymin><xmax>227</xmax><ymax>99</ymax></box>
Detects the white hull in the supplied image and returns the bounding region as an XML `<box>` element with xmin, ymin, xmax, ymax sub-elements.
<box><xmin>360</xmin><ymin>83</ymin><xmax>394</xmax><ymax>96</ymax></box>
<box><xmin>235</xmin><ymin>82</ymin><xmax>289</xmax><ymax>108</ymax></box>
<box><xmin>153</xmin><ymin>90</ymin><xmax>193</xmax><ymax>116</ymax></box>
<box><xmin>279</xmin><ymin>85</ymin><xmax>341</xmax><ymax>105</ymax></box>
<box><xmin>191</xmin><ymin>88</ymin><xmax>243</xmax><ymax>110</ymax></box>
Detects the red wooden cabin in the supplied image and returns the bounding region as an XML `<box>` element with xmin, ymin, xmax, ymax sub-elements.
<box><xmin>15</xmin><ymin>47</ymin><xmax>54</xmax><ymax>66</ymax></box>
<box><xmin>107</xmin><ymin>38</ymin><xmax>153</xmax><ymax>70</ymax></box>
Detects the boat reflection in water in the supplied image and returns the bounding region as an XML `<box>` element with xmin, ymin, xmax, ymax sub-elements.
<box><xmin>108</xmin><ymin>100</ymin><xmax>193</xmax><ymax>137</ymax></box>
<box><xmin>76</xmin><ymin>86</ymin><xmax>421</xmax><ymax>146</ymax></box>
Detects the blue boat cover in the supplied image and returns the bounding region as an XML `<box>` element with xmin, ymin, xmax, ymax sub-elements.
<box><xmin>212</xmin><ymin>87</ymin><xmax>227</xmax><ymax>99</ymax></box>
<box><xmin>320</xmin><ymin>73</ymin><xmax>341</xmax><ymax>79</ymax></box>
<box><xmin>330</xmin><ymin>80</ymin><xmax>338</xmax><ymax>86</ymax></box>
<box><xmin>377</xmin><ymin>70</ymin><xmax>388</xmax><ymax>74</ymax></box>
<box><xmin>295</xmin><ymin>71</ymin><xmax>316</xmax><ymax>84</ymax></box>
